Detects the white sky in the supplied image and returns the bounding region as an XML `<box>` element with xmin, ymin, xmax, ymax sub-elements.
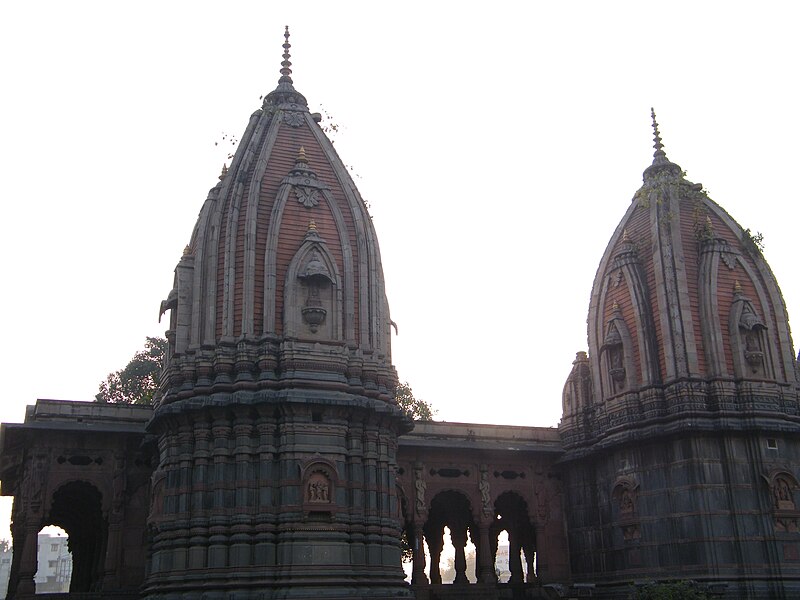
<box><xmin>1</xmin><ymin>2</ymin><xmax>799</xmax><ymax>540</ymax></box>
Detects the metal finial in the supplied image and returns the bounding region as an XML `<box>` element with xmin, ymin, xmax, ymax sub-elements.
<box><xmin>612</xmin><ymin>300</ymin><xmax>620</xmax><ymax>311</ymax></box>
<box><xmin>297</xmin><ymin>146</ymin><xmax>308</xmax><ymax>163</ymax></box>
<box><xmin>183</xmin><ymin>245</ymin><xmax>191</xmax><ymax>256</ymax></box>
<box><xmin>651</xmin><ymin>108</ymin><xmax>666</xmax><ymax>159</ymax></box>
<box><xmin>279</xmin><ymin>26</ymin><xmax>293</xmax><ymax>84</ymax></box>
<box><xmin>308</xmin><ymin>220</ymin><xmax>317</xmax><ymax>231</ymax></box>
<box><xmin>734</xmin><ymin>280</ymin><xmax>743</xmax><ymax>293</ymax></box>
<box><xmin>219</xmin><ymin>163</ymin><xmax>228</xmax><ymax>181</ymax></box>
<box><xmin>622</xmin><ymin>228</ymin><xmax>630</xmax><ymax>243</ymax></box>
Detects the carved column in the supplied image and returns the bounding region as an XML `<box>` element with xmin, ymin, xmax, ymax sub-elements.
<box><xmin>103</xmin><ymin>454</ymin><xmax>127</xmax><ymax>590</ymax></box>
<box><xmin>476</xmin><ymin>518</ymin><xmax>496</xmax><ymax>583</ymax></box>
<box><xmin>508</xmin><ymin>528</ymin><xmax>524</xmax><ymax>584</ymax></box>
<box><xmin>15</xmin><ymin>521</ymin><xmax>40</xmax><ymax>597</ymax></box>
<box><xmin>427</xmin><ymin>528</ymin><xmax>443</xmax><ymax>585</ymax></box>
<box><xmin>451</xmin><ymin>525</ymin><xmax>468</xmax><ymax>585</ymax></box>
<box><xmin>411</xmin><ymin>520</ymin><xmax>428</xmax><ymax>585</ymax></box>
<box><xmin>533</xmin><ymin>522</ymin><xmax>548</xmax><ymax>580</ymax></box>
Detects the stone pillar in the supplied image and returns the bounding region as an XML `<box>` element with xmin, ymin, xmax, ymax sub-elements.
<box><xmin>534</xmin><ymin>523</ymin><xmax>547</xmax><ymax>580</ymax></box>
<box><xmin>103</xmin><ymin>455</ymin><xmax>127</xmax><ymax>590</ymax></box>
<box><xmin>15</xmin><ymin>522</ymin><xmax>39</xmax><ymax>597</ymax></box>
<box><xmin>476</xmin><ymin>519</ymin><xmax>496</xmax><ymax>583</ymax></box>
<box><xmin>508</xmin><ymin>530</ymin><xmax>524</xmax><ymax>584</ymax></box>
<box><xmin>451</xmin><ymin>526</ymin><xmax>468</xmax><ymax>585</ymax></box>
<box><xmin>427</xmin><ymin>528</ymin><xmax>443</xmax><ymax>585</ymax></box>
<box><xmin>411</xmin><ymin>520</ymin><xmax>428</xmax><ymax>585</ymax></box>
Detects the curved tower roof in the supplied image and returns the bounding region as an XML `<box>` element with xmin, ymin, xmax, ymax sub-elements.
<box><xmin>145</xmin><ymin>30</ymin><xmax>410</xmax><ymax>599</ymax></box>
<box><xmin>156</xmin><ymin>28</ymin><xmax>396</xmax><ymax>410</ymax></box>
<box><xmin>561</xmin><ymin>111</ymin><xmax>799</xmax><ymax>449</ymax></box>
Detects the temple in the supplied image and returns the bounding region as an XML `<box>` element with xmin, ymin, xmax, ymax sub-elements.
<box><xmin>1</xmin><ymin>29</ymin><xmax>798</xmax><ymax>600</ymax></box>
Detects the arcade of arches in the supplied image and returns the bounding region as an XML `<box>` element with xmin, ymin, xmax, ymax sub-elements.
<box><xmin>0</xmin><ymin>402</ymin><xmax>567</xmax><ymax>599</ymax></box>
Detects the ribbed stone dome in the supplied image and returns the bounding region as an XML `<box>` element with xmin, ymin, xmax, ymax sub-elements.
<box><xmin>144</xmin><ymin>30</ymin><xmax>411</xmax><ymax>600</ymax></box>
<box><xmin>156</xmin><ymin>35</ymin><xmax>396</xmax><ymax>410</ymax></box>
<box><xmin>561</xmin><ymin>111</ymin><xmax>799</xmax><ymax>447</ymax></box>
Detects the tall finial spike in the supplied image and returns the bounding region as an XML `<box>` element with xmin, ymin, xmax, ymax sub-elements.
<box><xmin>651</xmin><ymin>107</ymin><xmax>665</xmax><ymax>158</ymax></box>
<box><xmin>279</xmin><ymin>26</ymin><xmax>293</xmax><ymax>84</ymax></box>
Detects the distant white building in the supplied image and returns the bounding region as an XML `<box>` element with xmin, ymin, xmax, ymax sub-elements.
<box><xmin>0</xmin><ymin>533</ymin><xmax>72</xmax><ymax>598</ymax></box>
<box><xmin>35</xmin><ymin>533</ymin><xmax>72</xmax><ymax>593</ymax></box>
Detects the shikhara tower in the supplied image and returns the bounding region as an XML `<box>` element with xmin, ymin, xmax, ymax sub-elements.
<box><xmin>147</xmin><ymin>28</ymin><xmax>411</xmax><ymax>599</ymax></box>
<box><xmin>560</xmin><ymin>110</ymin><xmax>800</xmax><ymax>597</ymax></box>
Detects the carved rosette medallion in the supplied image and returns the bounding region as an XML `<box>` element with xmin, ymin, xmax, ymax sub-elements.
<box><xmin>284</xmin><ymin>111</ymin><xmax>304</xmax><ymax>127</ymax></box>
<box><xmin>295</xmin><ymin>185</ymin><xmax>320</xmax><ymax>208</ymax></box>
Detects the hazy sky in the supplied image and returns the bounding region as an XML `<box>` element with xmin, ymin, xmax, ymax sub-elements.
<box><xmin>1</xmin><ymin>1</ymin><xmax>798</xmax><ymax>539</ymax></box>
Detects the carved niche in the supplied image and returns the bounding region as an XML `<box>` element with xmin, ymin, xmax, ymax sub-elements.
<box><xmin>601</xmin><ymin>304</ymin><xmax>634</xmax><ymax>397</ymax></box>
<box><xmin>730</xmin><ymin>282</ymin><xmax>772</xmax><ymax>379</ymax></box>
<box><xmin>765</xmin><ymin>470</ymin><xmax>800</xmax><ymax>533</ymax></box>
<box><xmin>612</xmin><ymin>477</ymin><xmax>640</xmax><ymax>541</ymax></box>
<box><xmin>284</xmin><ymin>223</ymin><xmax>343</xmax><ymax>340</ymax></box>
<box><xmin>301</xmin><ymin>458</ymin><xmax>338</xmax><ymax>514</ymax></box>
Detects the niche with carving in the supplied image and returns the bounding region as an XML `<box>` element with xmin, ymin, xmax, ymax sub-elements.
<box><xmin>601</xmin><ymin>306</ymin><xmax>635</xmax><ymax>397</ymax></box>
<box><xmin>301</xmin><ymin>458</ymin><xmax>339</xmax><ymax>515</ymax></box>
<box><xmin>765</xmin><ymin>470</ymin><xmax>800</xmax><ymax>533</ymax></box>
<box><xmin>730</xmin><ymin>285</ymin><xmax>772</xmax><ymax>379</ymax></box>
<box><xmin>612</xmin><ymin>477</ymin><xmax>640</xmax><ymax>541</ymax></box>
<box><xmin>298</xmin><ymin>251</ymin><xmax>332</xmax><ymax>333</ymax></box>
<box><xmin>284</xmin><ymin>226</ymin><xmax>343</xmax><ymax>340</ymax></box>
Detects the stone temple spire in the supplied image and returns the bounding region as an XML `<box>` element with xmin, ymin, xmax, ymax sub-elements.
<box><xmin>278</xmin><ymin>25</ymin><xmax>293</xmax><ymax>85</ymax></box>
<box><xmin>643</xmin><ymin>108</ymin><xmax>682</xmax><ymax>180</ymax></box>
<box><xmin>264</xmin><ymin>26</ymin><xmax>308</xmax><ymax>108</ymax></box>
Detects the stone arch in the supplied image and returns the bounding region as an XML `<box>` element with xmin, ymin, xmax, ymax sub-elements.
<box><xmin>492</xmin><ymin>491</ymin><xmax>535</xmax><ymax>583</ymax></box>
<box><xmin>424</xmin><ymin>490</ymin><xmax>476</xmax><ymax>584</ymax></box>
<box><xmin>46</xmin><ymin>480</ymin><xmax>106</xmax><ymax>593</ymax></box>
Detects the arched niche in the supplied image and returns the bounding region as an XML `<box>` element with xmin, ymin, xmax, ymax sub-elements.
<box><xmin>300</xmin><ymin>457</ymin><xmax>339</xmax><ymax>515</ymax></box>
<box><xmin>730</xmin><ymin>284</ymin><xmax>775</xmax><ymax>380</ymax></box>
<box><xmin>600</xmin><ymin>306</ymin><xmax>636</xmax><ymax>398</ymax></box>
<box><xmin>611</xmin><ymin>476</ymin><xmax>640</xmax><ymax>541</ymax></box>
<box><xmin>284</xmin><ymin>225</ymin><xmax>343</xmax><ymax>340</ymax></box>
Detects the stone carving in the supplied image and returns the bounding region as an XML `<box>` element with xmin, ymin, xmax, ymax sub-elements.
<box><xmin>414</xmin><ymin>464</ymin><xmax>426</xmax><ymax>516</ymax></box>
<box><xmin>295</xmin><ymin>185</ymin><xmax>320</xmax><ymax>208</ymax></box>
<box><xmin>604</xmin><ymin>323</ymin><xmax>626</xmax><ymax>392</ymax></box>
<box><xmin>284</xmin><ymin>111</ymin><xmax>304</xmax><ymax>127</ymax></box>
<box><xmin>734</xmin><ymin>286</ymin><xmax>767</xmax><ymax>376</ymax></box>
<box><xmin>301</xmin><ymin>459</ymin><xmax>338</xmax><ymax>511</ymax></box>
<box><xmin>24</xmin><ymin>454</ymin><xmax>48</xmax><ymax>514</ymax></box>
<box><xmin>720</xmin><ymin>247</ymin><xmax>737</xmax><ymax>270</ymax></box>
<box><xmin>479</xmin><ymin>465</ymin><xmax>491</xmax><ymax>517</ymax></box>
<box><xmin>307</xmin><ymin>474</ymin><xmax>331</xmax><ymax>503</ymax></box>
<box><xmin>622</xmin><ymin>523</ymin><xmax>641</xmax><ymax>540</ymax></box>
<box><xmin>774</xmin><ymin>476</ymin><xmax>795</xmax><ymax>511</ymax></box>
<box><xmin>619</xmin><ymin>488</ymin><xmax>635</xmax><ymax>514</ymax></box>
<box><xmin>299</xmin><ymin>249</ymin><xmax>332</xmax><ymax>332</ymax></box>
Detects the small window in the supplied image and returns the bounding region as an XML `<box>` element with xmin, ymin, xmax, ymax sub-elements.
<box><xmin>312</xmin><ymin>411</ymin><xmax>323</xmax><ymax>423</ymax></box>
<box><xmin>51</xmin><ymin>543</ymin><xmax>59</xmax><ymax>552</ymax></box>
<box><xmin>767</xmin><ymin>439</ymin><xmax>778</xmax><ymax>450</ymax></box>
<box><xmin>48</xmin><ymin>560</ymin><xmax>56</xmax><ymax>568</ymax></box>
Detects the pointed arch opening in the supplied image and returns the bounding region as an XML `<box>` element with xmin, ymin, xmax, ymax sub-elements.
<box><xmin>492</xmin><ymin>491</ymin><xmax>535</xmax><ymax>583</ymax></box>
<box><xmin>423</xmin><ymin>490</ymin><xmax>477</xmax><ymax>584</ymax></box>
<box><xmin>45</xmin><ymin>481</ymin><xmax>105</xmax><ymax>593</ymax></box>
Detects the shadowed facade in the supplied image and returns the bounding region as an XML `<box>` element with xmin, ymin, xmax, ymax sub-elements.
<box><xmin>1</xmin><ymin>31</ymin><xmax>799</xmax><ymax>600</ymax></box>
